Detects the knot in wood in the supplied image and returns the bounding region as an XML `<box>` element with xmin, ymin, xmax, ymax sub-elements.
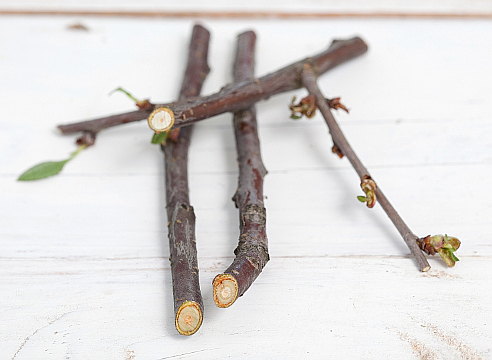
<box><xmin>241</xmin><ymin>204</ymin><xmax>266</xmax><ymax>225</ymax></box>
<box><xmin>233</xmin><ymin>242</ymin><xmax>269</xmax><ymax>269</ymax></box>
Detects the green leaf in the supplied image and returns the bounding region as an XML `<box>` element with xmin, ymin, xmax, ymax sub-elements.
<box><xmin>450</xmin><ymin>252</ymin><xmax>460</xmax><ymax>262</ymax></box>
<box><xmin>109</xmin><ymin>87</ymin><xmax>139</xmax><ymax>103</ymax></box>
<box><xmin>151</xmin><ymin>132</ymin><xmax>168</xmax><ymax>144</ymax></box>
<box><xmin>18</xmin><ymin>145</ymin><xmax>87</xmax><ymax>181</ymax></box>
<box><xmin>442</xmin><ymin>243</ymin><xmax>456</xmax><ymax>250</ymax></box>
<box><xmin>18</xmin><ymin>159</ymin><xmax>70</xmax><ymax>181</ymax></box>
<box><xmin>357</xmin><ymin>195</ymin><xmax>367</xmax><ymax>203</ymax></box>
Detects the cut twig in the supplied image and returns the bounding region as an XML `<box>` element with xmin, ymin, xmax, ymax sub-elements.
<box><xmin>57</xmin><ymin>37</ymin><xmax>367</xmax><ymax>135</ymax></box>
<box><xmin>163</xmin><ymin>24</ymin><xmax>210</xmax><ymax>335</ymax></box>
<box><xmin>300</xmin><ymin>65</ymin><xmax>431</xmax><ymax>272</ymax></box>
<box><xmin>213</xmin><ymin>31</ymin><xmax>269</xmax><ymax>308</ymax></box>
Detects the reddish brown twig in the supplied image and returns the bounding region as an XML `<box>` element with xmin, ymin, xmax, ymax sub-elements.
<box><xmin>163</xmin><ymin>24</ymin><xmax>210</xmax><ymax>335</ymax></box>
<box><xmin>300</xmin><ymin>65</ymin><xmax>431</xmax><ymax>272</ymax></box>
<box><xmin>57</xmin><ymin>37</ymin><xmax>368</xmax><ymax>135</ymax></box>
<box><xmin>212</xmin><ymin>31</ymin><xmax>269</xmax><ymax>308</ymax></box>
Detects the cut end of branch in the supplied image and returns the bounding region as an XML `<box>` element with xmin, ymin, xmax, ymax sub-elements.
<box><xmin>421</xmin><ymin>265</ymin><xmax>431</xmax><ymax>272</ymax></box>
<box><xmin>148</xmin><ymin>107</ymin><xmax>175</xmax><ymax>132</ymax></box>
<box><xmin>175</xmin><ymin>301</ymin><xmax>203</xmax><ymax>336</ymax></box>
<box><xmin>212</xmin><ymin>273</ymin><xmax>239</xmax><ymax>308</ymax></box>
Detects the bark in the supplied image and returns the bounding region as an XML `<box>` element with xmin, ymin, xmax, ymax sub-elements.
<box><xmin>300</xmin><ymin>65</ymin><xmax>430</xmax><ymax>272</ymax></box>
<box><xmin>57</xmin><ymin>37</ymin><xmax>367</xmax><ymax>135</ymax></box>
<box><xmin>164</xmin><ymin>24</ymin><xmax>210</xmax><ymax>336</ymax></box>
<box><xmin>213</xmin><ymin>31</ymin><xmax>269</xmax><ymax>308</ymax></box>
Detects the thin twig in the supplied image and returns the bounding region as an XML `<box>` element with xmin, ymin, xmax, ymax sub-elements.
<box><xmin>213</xmin><ymin>31</ymin><xmax>269</xmax><ymax>308</ymax></box>
<box><xmin>300</xmin><ymin>65</ymin><xmax>430</xmax><ymax>272</ymax></box>
<box><xmin>57</xmin><ymin>37</ymin><xmax>367</xmax><ymax>135</ymax></box>
<box><xmin>163</xmin><ymin>24</ymin><xmax>211</xmax><ymax>336</ymax></box>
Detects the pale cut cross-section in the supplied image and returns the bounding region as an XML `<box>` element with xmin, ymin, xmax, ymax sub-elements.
<box><xmin>175</xmin><ymin>301</ymin><xmax>203</xmax><ymax>336</ymax></box>
<box><xmin>147</xmin><ymin>107</ymin><xmax>175</xmax><ymax>132</ymax></box>
<box><xmin>213</xmin><ymin>273</ymin><xmax>239</xmax><ymax>308</ymax></box>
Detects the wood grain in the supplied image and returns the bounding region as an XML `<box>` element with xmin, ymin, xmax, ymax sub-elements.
<box><xmin>1</xmin><ymin>16</ymin><xmax>491</xmax><ymax>360</ymax></box>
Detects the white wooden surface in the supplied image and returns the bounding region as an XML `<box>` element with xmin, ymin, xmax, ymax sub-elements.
<box><xmin>1</xmin><ymin>14</ymin><xmax>491</xmax><ymax>360</ymax></box>
<box><xmin>2</xmin><ymin>0</ymin><xmax>492</xmax><ymax>15</ymax></box>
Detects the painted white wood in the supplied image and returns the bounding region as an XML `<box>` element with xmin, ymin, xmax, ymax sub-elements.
<box><xmin>1</xmin><ymin>0</ymin><xmax>492</xmax><ymax>14</ymax></box>
<box><xmin>1</xmin><ymin>15</ymin><xmax>491</xmax><ymax>360</ymax></box>
<box><xmin>1</xmin><ymin>257</ymin><xmax>490</xmax><ymax>359</ymax></box>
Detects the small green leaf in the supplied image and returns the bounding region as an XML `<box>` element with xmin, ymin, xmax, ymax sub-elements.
<box><xmin>442</xmin><ymin>243</ymin><xmax>456</xmax><ymax>250</ymax></box>
<box><xmin>18</xmin><ymin>145</ymin><xmax>86</xmax><ymax>181</ymax></box>
<box><xmin>18</xmin><ymin>159</ymin><xmax>70</xmax><ymax>181</ymax></box>
<box><xmin>151</xmin><ymin>132</ymin><xmax>168</xmax><ymax>144</ymax></box>
<box><xmin>290</xmin><ymin>114</ymin><xmax>302</xmax><ymax>120</ymax></box>
<box><xmin>357</xmin><ymin>195</ymin><xmax>367</xmax><ymax>202</ymax></box>
<box><xmin>451</xmin><ymin>253</ymin><xmax>460</xmax><ymax>262</ymax></box>
<box><xmin>109</xmin><ymin>87</ymin><xmax>140</xmax><ymax>103</ymax></box>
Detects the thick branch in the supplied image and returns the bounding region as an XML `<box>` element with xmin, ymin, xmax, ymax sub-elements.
<box><xmin>164</xmin><ymin>24</ymin><xmax>210</xmax><ymax>336</ymax></box>
<box><xmin>57</xmin><ymin>37</ymin><xmax>367</xmax><ymax>134</ymax></box>
<box><xmin>301</xmin><ymin>65</ymin><xmax>430</xmax><ymax>272</ymax></box>
<box><xmin>213</xmin><ymin>31</ymin><xmax>269</xmax><ymax>308</ymax></box>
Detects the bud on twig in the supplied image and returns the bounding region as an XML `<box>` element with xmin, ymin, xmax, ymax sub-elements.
<box><xmin>418</xmin><ymin>234</ymin><xmax>461</xmax><ymax>267</ymax></box>
<box><xmin>289</xmin><ymin>95</ymin><xmax>317</xmax><ymax>119</ymax></box>
<box><xmin>332</xmin><ymin>144</ymin><xmax>344</xmax><ymax>158</ymax></box>
<box><xmin>109</xmin><ymin>87</ymin><xmax>154</xmax><ymax>111</ymax></box>
<box><xmin>357</xmin><ymin>175</ymin><xmax>377</xmax><ymax>208</ymax></box>
<box><xmin>327</xmin><ymin>97</ymin><xmax>349</xmax><ymax>113</ymax></box>
<box><xmin>289</xmin><ymin>95</ymin><xmax>349</xmax><ymax>120</ymax></box>
<box><xmin>76</xmin><ymin>131</ymin><xmax>96</xmax><ymax>147</ymax></box>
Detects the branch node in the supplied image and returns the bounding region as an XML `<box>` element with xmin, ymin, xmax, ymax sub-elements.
<box><xmin>136</xmin><ymin>99</ymin><xmax>154</xmax><ymax>111</ymax></box>
<box><xmin>359</xmin><ymin>175</ymin><xmax>377</xmax><ymax>208</ymax></box>
<box><xmin>332</xmin><ymin>144</ymin><xmax>344</xmax><ymax>158</ymax></box>
<box><xmin>75</xmin><ymin>131</ymin><xmax>96</xmax><ymax>147</ymax></box>
<box><xmin>327</xmin><ymin>97</ymin><xmax>349</xmax><ymax>113</ymax></box>
<box><xmin>417</xmin><ymin>234</ymin><xmax>461</xmax><ymax>267</ymax></box>
<box><xmin>289</xmin><ymin>95</ymin><xmax>317</xmax><ymax>119</ymax></box>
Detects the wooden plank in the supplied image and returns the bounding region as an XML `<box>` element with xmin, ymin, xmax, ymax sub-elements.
<box><xmin>1</xmin><ymin>161</ymin><xmax>488</xmax><ymax>260</ymax></box>
<box><xmin>1</xmin><ymin>257</ymin><xmax>490</xmax><ymax>359</ymax></box>
<box><xmin>2</xmin><ymin>0</ymin><xmax>492</xmax><ymax>17</ymax></box>
<box><xmin>1</xmin><ymin>15</ymin><xmax>491</xmax><ymax>360</ymax></box>
<box><xmin>2</xmin><ymin>17</ymin><xmax>491</xmax><ymax>175</ymax></box>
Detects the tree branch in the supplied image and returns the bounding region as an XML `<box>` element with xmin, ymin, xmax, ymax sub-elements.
<box><xmin>163</xmin><ymin>24</ymin><xmax>210</xmax><ymax>336</ymax></box>
<box><xmin>57</xmin><ymin>37</ymin><xmax>368</xmax><ymax>135</ymax></box>
<box><xmin>300</xmin><ymin>65</ymin><xmax>431</xmax><ymax>272</ymax></box>
<box><xmin>212</xmin><ymin>31</ymin><xmax>269</xmax><ymax>308</ymax></box>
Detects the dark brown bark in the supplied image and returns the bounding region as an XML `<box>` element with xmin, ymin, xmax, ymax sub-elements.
<box><xmin>300</xmin><ymin>65</ymin><xmax>430</xmax><ymax>272</ymax></box>
<box><xmin>164</xmin><ymin>24</ymin><xmax>210</xmax><ymax>336</ymax></box>
<box><xmin>57</xmin><ymin>37</ymin><xmax>367</xmax><ymax>135</ymax></box>
<box><xmin>212</xmin><ymin>31</ymin><xmax>269</xmax><ymax>308</ymax></box>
